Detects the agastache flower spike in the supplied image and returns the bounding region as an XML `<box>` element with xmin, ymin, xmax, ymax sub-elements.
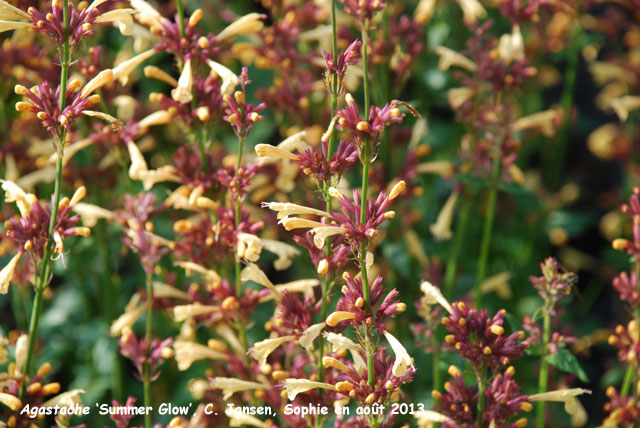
<box><xmin>338</xmin><ymin>0</ymin><xmax>387</xmax><ymax>22</ymax></box>
<box><xmin>323</xmin><ymin>39</ymin><xmax>362</xmax><ymax>88</ymax></box>
<box><xmin>1</xmin><ymin>0</ymin><xmax>134</xmax><ymax>47</ymax></box>
<box><xmin>222</xmin><ymin>67</ymin><xmax>266</xmax><ymax>139</ymax></box>
<box><xmin>442</xmin><ymin>302</ymin><xmax>528</xmax><ymax>370</ymax></box>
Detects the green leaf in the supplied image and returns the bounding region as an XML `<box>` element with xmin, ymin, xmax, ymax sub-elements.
<box><xmin>545</xmin><ymin>348</ymin><xmax>589</xmax><ymax>383</ymax></box>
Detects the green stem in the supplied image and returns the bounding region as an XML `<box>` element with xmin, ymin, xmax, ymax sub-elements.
<box><xmin>233</xmin><ymin>136</ymin><xmax>250</xmax><ymax>361</ymax></box>
<box><xmin>358</xmin><ymin>18</ymin><xmax>376</xmax><ymax>390</ymax></box>
<box><xmin>143</xmin><ymin>272</ymin><xmax>153</xmax><ymax>428</ymax></box>
<box><xmin>621</xmin><ymin>365</ymin><xmax>634</xmax><ymax>396</ymax></box>
<box><xmin>547</xmin><ymin>22</ymin><xmax>580</xmax><ymax>190</ymax></box>
<box><xmin>317</xmin><ymin>0</ymin><xmax>340</xmax><ymax>384</ymax></box>
<box><xmin>20</xmin><ymin>5</ymin><xmax>70</xmax><ymax>392</ymax></box>
<box><xmin>536</xmin><ymin>311</ymin><xmax>551</xmax><ymax>428</ymax></box>
<box><xmin>477</xmin><ymin>373</ymin><xmax>486</xmax><ymax>427</ymax></box>
<box><xmin>175</xmin><ymin>0</ymin><xmax>186</xmax><ymax>38</ymax></box>
<box><xmin>474</xmin><ymin>154</ymin><xmax>500</xmax><ymax>307</ymax></box>
<box><xmin>444</xmin><ymin>197</ymin><xmax>472</xmax><ymax>299</ymax></box>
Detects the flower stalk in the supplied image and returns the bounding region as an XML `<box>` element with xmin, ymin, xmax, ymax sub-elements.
<box><xmin>536</xmin><ymin>310</ymin><xmax>552</xmax><ymax>428</ymax></box>
<box><xmin>317</xmin><ymin>0</ymin><xmax>340</xmax><ymax>384</ymax></box>
<box><xmin>475</xmin><ymin>151</ymin><xmax>501</xmax><ymax>307</ymax></box>
<box><xmin>144</xmin><ymin>271</ymin><xmax>153</xmax><ymax>428</ymax></box>
<box><xmin>176</xmin><ymin>0</ymin><xmax>186</xmax><ymax>38</ymax></box>
<box><xmin>20</xmin><ymin>0</ymin><xmax>71</xmax><ymax>397</ymax></box>
<box><xmin>360</xmin><ymin>17</ymin><xmax>375</xmax><ymax>389</ymax></box>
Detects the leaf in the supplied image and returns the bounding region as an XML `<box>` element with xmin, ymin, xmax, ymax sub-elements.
<box><xmin>545</xmin><ymin>348</ymin><xmax>589</xmax><ymax>383</ymax></box>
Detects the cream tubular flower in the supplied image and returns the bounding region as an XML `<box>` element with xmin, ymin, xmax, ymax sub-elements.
<box><xmin>241</xmin><ymin>263</ymin><xmax>281</xmax><ymax>300</ymax></box>
<box><xmin>110</xmin><ymin>294</ymin><xmax>145</xmax><ymax>336</ymax></box>
<box><xmin>0</xmin><ymin>391</ymin><xmax>21</xmax><ymax>411</ymax></box>
<box><xmin>130</xmin><ymin>0</ymin><xmax>166</xmax><ymax>29</ymax></box>
<box><xmin>137</xmin><ymin>110</ymin><xmax>173</xmax><ymax>134</ymax></box>
<box><xmin>113</xmin><ymin>48</ymin><xmax>157</xmax><ymax>85</ymax></box>
<box><xmin>383</xmin><ymin>331</ymin><xmax>413</xmax><ymax>377</ymax></box>
<box><xmin>1</xmin><ymin>179</ymin><xmax>35</xmax><ymax>216</ymax></box>
<box><xmin>171</xmin><ymin>59</ymin><xmax>193</xmax><ymax>104</ymax></box>
<box><xmin>72</xmin><ymin>202</ymin><xmax>115</xmax><ymax>227</ymax></box>
<box><xmin>429</xmin><ymin>188</ymin><xmax>459</xmax><ymax>241</ymax></box>
<box><xmin>434</xmin><ymin>46</ymin><xmax>477</xmax><ymax>72</ymax></box>
<box><xmin>206</xmin><ymin>60</ymin><xmax>240</xmax><ymax>96</ymax></box>
<box><xmin>0</xmin><ymin>0</ymin><xmax>31</xmax><ymax>33</ymax></box>
<box><xmin>414</xmin><ymin>0</ymin><xmax>436</xmax><ymax>24</ymax></box>
<box><xmin>174</xmin><ymin>341</ymin><xmax>228</xmax><ymax>371</ymax></box>
<box><xmin>456</xmin><ymin>0</ymin><xmax>486</xmax><ymax>23</ymax></box>
<box><xmin>175</xmin><ymin>261</ymin><xmax>222</xmax><ymax>285</ymax></box>
<box><xmin>0</xmin><ymin>335</ymin><xmax>8</xmax><ymax>365</ymax></box>
<box><xmin>173</xmin><ymin>304</ymin><xmax>220</xmax><ymax>322</ymax></box>
<box><xmin>326</xmin><ymin>311</ymin><xmax>357</xmax><ymax>327</ymax></box>
<box><xmin>511</xmin><ymin>108</ymin><xmax>563</xmax><ymax>137</ymax></box>
<box><xmin>262</xmin><ymin>202</ymin><xmax>329</xmax><ymax>220</ymax></box>
<box><xmin>255</xmin><ymin>144</ymin><xmax>299</xmax><ymax>161</ymax></box>
<box><xmin>214</xmin><ymin>324</ymin><xmax>245</xmax><ymax>356</ymax></box>
<box><xmin>309</xmin><ymin>226</ymin><xmax>346</xmax><ymax>249</ymax></box>
<box><xmin>279</xmin><ymin>217</ymin><xmax>327</xmax><ymax>231</ymax></box>
<box><xmin>79</xmin><ymin>69</ymin><xmax>114</xmax><ymax>99</ymax></box>
<box><xmin>278</xmin><ymin>130</ymin><xmax>309</xmax><ymax>153</ymax></box>
<box><xmin>127</xmin><ymin>140</ymin><xmax>148</xmax><ymax>180</ymax></box>
<box><xmin>497</xmin><ymin>25</ymin><xmax>525</xmax><ymax>63</ymax></box>
<box><xmin>448</xmin><ymin>87</ymin><xmax>475</xmax><ymax>109</ymax></box>
<box><xmin>216</xmin><ymin>13</ymin><xmax>265</xmax><ymax>42</ymax></box>
<box><xmin>610</xmin><ymin>95</ymin><xmax>640</xmax><ymax>122</ymax></box>
<box><xmin>237</xmin><ymin>233</ymin><xmax>262</xmax><ymax>262</ymax></box>
<box><xmin>209</xmin><ymin>377</ymin><xmax>270</xmax><ymax>400</ymax></box>
<box><xmin>259</xmin><ymin>279</ymin><xmax>319</xmax><ymax>302</ymax></box>
<box><xmin>153</xmin><ymin>281</ymin><xmax>190</xmax><ymax>300</ymax></box>
<box><xmin>325</xmin><ymin>332</ymin><xmax>366</xmax><ymax>372</ymax></box>
<box><xmin>43</xmin><ymin>389</ymin><xmax>85</xmax><ymax>408</ymax></box>
<box><xmin>14</xmin><ymin>333</ymin><xmax>28</xmax><ymax>375</ymax></box>
<box><xmin>587</xmin><ymin>123</ymin><xmax>618</xmax><ymax>161</ymax></box>
<box><xmin>480</xmin><ymin>271</ymin><xmax>513</xmax><ymax>299</ymax></box>
<box><xmin>250</xmin><ymin>335</ymin><xmax>295</xmax><ymax>365</ymax></box>
<box><xmin>225</xmin><ymin>408</ymin><xmax>271</xmax><ymax>428</ymax></box>
<box><xmin>144</xmin><ymin>65</ymin><xmax>178</xmax><ymax>87</ymax></box>
<box><xmin>0</xmin><ymin>251</ymin><xmax>23</xmax><ymax>294</ymax></box>
<box><xmin>529</xmin><ymin>389</ymin><xmax>590</xmax><ymax>427</ymax></box>
<box><xmin>420</xmin><ymin>281</ymin><xmax>453</xmax><ymax>314</ymax></box>
<box><xmin>414</xmin><ymin>410</ymin><xmax>452</xmax><ymax>428</ymax></box>
<box><xmin>299</xmin><ymin>322</ymin><xmax>326</xmax><ymax>350</ymax></box>
<box><xmin>261</xmin><ymin>239</ymin><xmax>300</xmax><ymax>270</ymax></box>
<box><xmin>94</xmin><ymin>8</ymin><xmax>135</xmax><ymax>36</ymax></box>
<box><xmin>283</xmin><ymin>379</ymin><xmax>337</xmax><ymax>401</ymax></box>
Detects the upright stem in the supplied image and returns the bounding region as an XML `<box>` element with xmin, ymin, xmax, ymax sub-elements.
<box><xmin>474</xmin><ymin>153</ymin><xmax>500</xmax><ymax>307</ymax></box>
<box><xmin>444</xmin><ymin>197</ymin><xmax>472</xmax><ymax>299</ymax></box>
<box><xmin>317</xmin><ymin>0</ymin><xmax>340</xmax><ymax>383</ymax></box>
<box><xmin>143</xmin><ymin>272</ymin><xmax>153</xmax><ymax>428</ymax></box>
<box><xmin>536</xmin><ymin>311</ymin><xmax>551</xmax><ymax>428</ymax></box>
<box><xmin>477</xmin><ymin>372</ymin><xmax>486</xmax><ymax>427</ymax></box>
<box><xmin>358</xmin><ymin>19</ymin><xmax>376</xmax><ymax>389</ymax></box>
<box><xmin>20</xmin><ymin>1</ymin><xmax>70</xmax><ymax>396</ymax></box>
<box><xmin>547</xmin><ymin>19</ymin><xmax>580</xmax><ymax>190</ymax></box>
<box><xmin>175</xmin><ymin>0</ymin><xmax>186</xmax><ymax>38</ymax></box>
<box><xmin>233</xmin><ymin>136</ymin><xmax>249</xmax><ymax>360</ymax></box>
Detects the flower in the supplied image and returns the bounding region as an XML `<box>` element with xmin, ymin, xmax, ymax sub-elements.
<box><xmin>529</xmin><ymin>388</ymin><xmax>590</xmax><ymax>427</ymax></box>
<box><xmin>173</xmin><ymin>341</ymin><xmax>228</xmax><ymax>371</ymax></box>
<box><xmin>383</xmin><ymin>331</ymin><xmax>413</xmax><ymax>377</ymax></box>
<box><xmin>497</xmin><ymin>25</ymin><xmax>525</xmax><ymax>63</ymax></box>
<box><xmin>442</xmin><ymin>302</ymin><xmax>528</xmax><ymax>369</ymax></box>
<box><xmin>282</xmin><ymin>379</ymin><xmax>337</xmax><ymax>400</ymax></box>
<box><xmin>420</xmin><ymin>281</ymin><xmax>453</xmax><ymax>313</ymax></box>
<box><xmin>1</xmin><ymin>0</ymin><xmax>134</xmax><ymax>47</ymax></box>
<box><xmin>338</xmin><ymin>0</ymin><xmax>387</xmax><ymax>22</ymax></box>
<box><xmin>323</xmin><ymin>39</ymin><xmax>362</xmax><ymax>81</ymax></box>
<box><xmin>222</xmin><ymin>67</ymin><xmax>266</xmax><ymax>138</ymax></box>
<box><xmin>15</xmin><ymin>72</ymin><xmax>113</xmax><ymax>135</ymax></box>
<box><xmin>208</xmin><ymin>377</ymin><xmax>270</xmax><ymax>400</ymax></box>
<box><xmin>434</xmin><ymin>46</ymin><xmax>477</xmax><ymax>72</ymax></box>
<box><xmin>250</xmin><ymin>335</ymin><xmax>295</xmax><ymax>365</ymax></box>
<box><xmin>429</xmin><ymin>188</ymin><xmax>459</xmax><ymax>241</ymax></box>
